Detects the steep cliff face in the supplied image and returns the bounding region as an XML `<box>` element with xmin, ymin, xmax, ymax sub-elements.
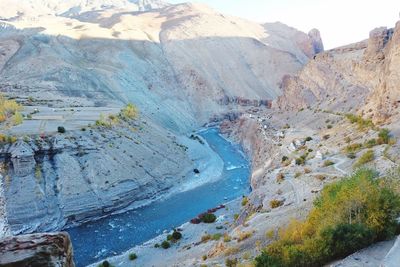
<box><xmin>0</xmin><ymin>232</ymin><xmax>74</xmax><ymax>267</ymax></box>
<box><xmin>362</xmin><ymin>22</ymin><xmax>400</xmax><ymax>123</ymax></box>
<box><xmin>0</xmin><ymin>117</ymin><xmax>223</xmax><ymax>234</ymax></box>
<box><xmin>276</xmin><ymin>21</ymin><xmax>400</xmax><ymax>124</ymax></box>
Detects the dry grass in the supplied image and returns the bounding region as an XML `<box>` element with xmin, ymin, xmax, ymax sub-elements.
<box><xmin>237</xmin><ymin>231</ymin><xmax>253</xmax><ymax>242</ymax></box>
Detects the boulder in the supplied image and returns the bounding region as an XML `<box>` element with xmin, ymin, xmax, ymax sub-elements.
<box><xmin>0</xmin><ymin>232</ymin><xmax>75</xmax><ymax>267</ymax></box>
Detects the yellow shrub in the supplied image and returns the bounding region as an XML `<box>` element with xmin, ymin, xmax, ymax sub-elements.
<box><xmin>121</xmin><ymin>103</ymin><xmax>138</xmax><ymax>120</ymax></box>
<box><xmin>12</xmin><ymin>112</ymin><xmax>23</xmax><ymax>125</ymax></box>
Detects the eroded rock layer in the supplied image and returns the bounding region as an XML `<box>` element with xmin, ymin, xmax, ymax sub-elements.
<box><xmin>0</xmin><ymin>232</ymin><xmax>74</xmax><ymax>267</ymax></box>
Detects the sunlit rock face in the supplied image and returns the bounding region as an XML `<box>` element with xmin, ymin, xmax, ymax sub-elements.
<box><xmin>275</xmin><ymin>20</ymin><xmax>400</xmax><ymax>124</ymax></box>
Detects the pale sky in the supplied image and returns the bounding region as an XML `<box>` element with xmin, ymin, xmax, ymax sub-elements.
<box><xmin>169</xmin><ymin>0</ymin><xmax>400</xmax><ymax>49</ymax></box>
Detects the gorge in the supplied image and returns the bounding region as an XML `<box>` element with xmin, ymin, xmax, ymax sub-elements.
<box><xmin>0</xmin><ymin>1</ymin><xmax>400</xmax><ymax>267</ymax></box>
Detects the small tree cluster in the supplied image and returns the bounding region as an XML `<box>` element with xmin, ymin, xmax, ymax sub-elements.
<box><xmin>256</xmin><ymin>169</ymin><xmax>400</xmax><ymax>267</ymax></box>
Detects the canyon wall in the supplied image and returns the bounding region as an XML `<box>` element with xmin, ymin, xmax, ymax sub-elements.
<box><xmin>0</xmin><ymin>1</ymin><xmax>321</xmax><ymax>233</ymax></box>
<box><xmin>276</xmin><ymin>20</ymin><xmax>400</xmax><ymax>124</ymax></box>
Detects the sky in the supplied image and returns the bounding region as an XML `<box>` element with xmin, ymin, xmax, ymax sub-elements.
<box><xmin>168</xmin><ymin>0</ymin><xmax>400</xmax><ymax>49</ymax></box>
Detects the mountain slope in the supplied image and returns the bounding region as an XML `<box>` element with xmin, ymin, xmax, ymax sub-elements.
<box><xmin>276</xmin><ymin>21</ymin><xmax>400</xmax><ymax>126</ymax></box>
<box><xmin>0</xmin><ymin>3</ymin><xmax>322</xmax><ymax>130</ymax></box>
<box><xmin>0</xmin><ymin>2</ymin><xmax>322</xmax><ymax>233</ymax></box>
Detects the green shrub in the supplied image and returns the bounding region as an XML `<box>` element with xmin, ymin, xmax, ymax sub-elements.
<box><xmin>241</xmin><ymin>196</ymin><xmax>249</xmax><ymax>206</ymax></box>
<box><xmin>224</xmin><ymin>234</ymin><xmax>232</xmax><ymax>242</ymax></box>
<box><xmin>378</xmin><ymin>129</ymin><xmax>391</xmax><ymax>145</ymax></box>
<box><xmin>321</xmin><ymin>223</ymin><xmax>374</xmax><ymax>259</ymax></box>
<box><xmin>128</xmin><ymin>253</ymin><xmax>137</xmax><ymax>261</ymax></box>
<box><xmin>255</xmin><ymin>251</ymin><xmax>282</xmax><ymax>267</ymax></box>
<box><xmin>327</xmin><ymin>125</ymin><xmax>333</xmax><ymax>129</ymax></box>
<box><xmin>57</xmin><ymin>126</ymin><xmax>66</xmax><ymax>133</ymax></box>
<box><xmin>161</xmin><ymin>240</ymin><xmax>170</xmax><ymax>249</ymax></box>
<box><xmin>281</xmin><ymin>156</ymin><xmax>289</xmax><ymax>162</ymax></box>
<box><xmin>98</xmin><ymin>261</ymin><xmax>114</xmax><ymax>267</ymax></box>
<box><xmin>211</xmin><ymin>233</ymin><xmax>223</xmax><ymax>241</ymax></box>
<box><xmin>295</xmin><ymin>154</ymin><xmax>308</xmax><ymax>166</ymax></box>
<box><xmin>344</xmin><ymin>143</ymin><xmax>363</xmax><ymax>153</ymax></box>
<box><xmin>305</xmin><ymin>137</ymin><xmax>313</xmax><ymax>142</ymax></box>
<box><xmin>364</xmin><ymin>139</ymin><xmax>377</xmax><ymax>148</ymax></box>
<box><xmin>323</xmin><ymin>160</ymin><xmax>334</xmax><ymax>167</ymax></box>
<box><xmin>257</xmin><ymin>169</ymin><xmax>400</xmax><ymax>267</ymax></box>
<box><xmin>201</xmin><ymin>213</ymin><xmax>217</xmax><ymax>223</ymax></box>
<box><xmin>354</xmin><ymin>150</ymin><xmax>374</xmax><ymax>168</ymax></box>
<box><xmin>225</xmin><ymin>258</ymin><xmax>238</xmax><ymax>267</ymax></box>
<box><xmin>172</xmin><ymin>230</ymin><xmax>182</xmax><ymax>240</ymax></box>
<box><xmin>345</xmin><ymin>114</ymin><xmax>374</xmax><ymax>130</ymax></box>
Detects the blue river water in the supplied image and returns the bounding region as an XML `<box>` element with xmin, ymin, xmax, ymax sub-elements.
<box><xmin>66</xmin><ymin>128</ymin><xmax>251</xmax><ymax>267</ymax></box>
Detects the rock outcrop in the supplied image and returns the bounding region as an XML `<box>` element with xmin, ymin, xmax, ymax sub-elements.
<box><xmin>0</xmin><ymin>232</ymin><xmax>74</xmax><ymax>267</ymax></box>
<box><xmin>308</xmin><ymin>28</ymin><xmax>324</xmax><ymax>54</ymax></box>
<box><xmin>276</xmin><ymin>20</ymin><xmax>400</xmax><ymax>124</ymax></box>
<box><xmin>0</xmin><ymin>117</ymin><xmax>222</xmax><ymax>234</ymax></box>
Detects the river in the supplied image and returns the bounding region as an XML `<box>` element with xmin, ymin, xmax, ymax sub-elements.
<box><xmin>67</xmin><ymin>128</ymin><xmax>251</xmax><ymax>266</ymax></box>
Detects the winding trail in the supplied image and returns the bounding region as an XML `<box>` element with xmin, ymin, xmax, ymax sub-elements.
<box><xmin>330</xmin><ymin>155</ymin><xmax>348</xmax><ymax>175</ymax></box>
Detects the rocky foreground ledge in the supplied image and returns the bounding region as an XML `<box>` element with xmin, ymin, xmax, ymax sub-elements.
<box><xmin>0</xmin><ymin>232</ymin><xmax>74</xmax><ymax>267</ymax></box>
